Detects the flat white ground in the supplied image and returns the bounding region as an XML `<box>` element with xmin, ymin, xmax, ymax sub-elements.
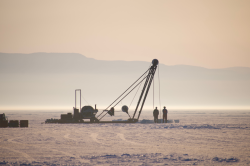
<box><xmin>1</xmin><ymin>110</ymin><xmax>250</xmax><ymax>165</ymax></box>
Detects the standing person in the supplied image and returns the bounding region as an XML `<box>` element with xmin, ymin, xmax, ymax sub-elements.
<box><xmin>162</xmin><ymin>106</ymin><xmax>168</xmax><ymax>123</ymax></box>
<box><xmin>153</xmin><ymin>107</ymin><xmax>159</xmax><ymax>123</ymax></box>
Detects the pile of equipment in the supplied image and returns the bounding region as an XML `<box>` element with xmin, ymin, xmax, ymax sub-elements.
<box><xmin>45</xmin><ymin>59</ymin><xmax>160</xmax><ymax>124</ymax></box>
<box><xmin>0</xmin><ymin>113</ymin><xmax>28</xmax><ymax>128</ymax></box>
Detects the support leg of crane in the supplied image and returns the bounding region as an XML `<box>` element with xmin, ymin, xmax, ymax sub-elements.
<box><xmin>94</xmin><ymin>117</ymin><xmax>99</xmax><ymax>123</ymax></box>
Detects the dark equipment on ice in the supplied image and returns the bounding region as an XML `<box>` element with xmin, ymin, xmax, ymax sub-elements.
<box><xmin>96</xmin><ymin>59</ymin><xmax>159</xmax><ymax>123</ymax></box>
<box><xmin>20</xmin><ymin>120</ymin><xmax>29</xmax><ymax>127</ymax></box>
<box><xmin>50</xmin><ymin>89</ymin><xmax>99</xmax><ymax>123</ymax></box>
<box><xmin>107</xmin><ymin>107</ymin><xmax>114</xmax><ymax>116</ymax></box>
<box><xmin>0</xmin><ymin>113</ymin><xmax>29</xmax><ymax>127</ymax></box>
<box><xmin>0</xmin><ymin>113</ymin><xmax>8</xmax><ymax>127</ymax></box>
<box><xmin>80</xmin><ymin>105</ymin><xmax>99</xmax><ymax>122</ymax></box>
<box><xmin>45</xmin><ymin>59</ymin><xmax>159</xmax><ymax>124</ymax></box>
<box><xmin>8</xmin><ymin>120</ymin><xmax>19</xmax><ymax>127</ymax></box>
<box><xmin>0</xmin><ymin>113</ymin><xmax>7</xmax><ymax>121</ymax></box>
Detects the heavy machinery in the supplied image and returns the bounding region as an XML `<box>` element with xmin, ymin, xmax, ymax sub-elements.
<box><xmin>96</xmin><ymin>59</ymin><xmax>159</xmax><ymax>123</ymax></box>
<box><xmin>0</xmin><ymin>113</ymin><xmax>8</xmax><ymax>127</ymax></box>
<box><xmin>0</xmin><ymin>113</ymin><xmax>28</xmax><ymax>127</ymax></box>
<box><xmin>73</xmin><ymin>104</ymin><xmax>99</xmax><ymax>123</ymax></box>
<box><xmin>45</xmin><ymin>59</ymin><xmax>159</xmax><ymax>123</ymax></box>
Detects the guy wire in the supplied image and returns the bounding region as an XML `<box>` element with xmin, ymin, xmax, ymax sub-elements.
<box><xmin>158</xmin><ymin>63</ymin><xmax>161</xmax><ymax>123</ymax></box>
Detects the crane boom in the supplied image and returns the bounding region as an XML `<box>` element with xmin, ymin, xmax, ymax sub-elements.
<box><xmin>98</xmin><ymin>59</ymin><xmax>159</xmax><ymax>122</ymax></box>
<box><xmin>133</xmin><ymin>59</ymin><xmax>158</xmax><ymax>120</ymax></box>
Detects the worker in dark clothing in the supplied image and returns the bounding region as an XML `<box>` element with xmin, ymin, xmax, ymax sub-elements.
<box><xmin>162</xmin><ymin>106</ymin><xmax>168</xmax><ymax>123</ymax></box>
<box><xmin>153</xmin><ymin>107</ymin><xmax>159</xmax><ymax>123</ymax></box>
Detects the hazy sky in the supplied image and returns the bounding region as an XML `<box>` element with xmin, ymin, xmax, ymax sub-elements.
<box><xmin>1</xmin><ymin>0</ymin><xmax>250</xmax><ymax>68</ymax></box>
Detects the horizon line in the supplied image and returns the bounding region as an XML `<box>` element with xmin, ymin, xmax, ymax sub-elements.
<box><xmin>1</xmin><ymin>52</ymin><xmax>250</xmax><ymax>69</ymax></box>
<box><xmin>1</xmin><ymin>106</ymin><xmax>250</xmax><ymax>112</ymax></box>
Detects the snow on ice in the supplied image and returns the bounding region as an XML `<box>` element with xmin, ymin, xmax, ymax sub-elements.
<box><xmin>0</xmin><ymin>110</ymin><xmax>250</xmax><ymax>165</ymax></box>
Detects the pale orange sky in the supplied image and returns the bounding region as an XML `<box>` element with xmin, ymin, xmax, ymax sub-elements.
<box><xmin>0</xmin><ymin>0</ymin><xmax>250</xmax><ymax>68</ymax></box>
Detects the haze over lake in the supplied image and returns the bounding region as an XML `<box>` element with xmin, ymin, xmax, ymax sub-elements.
<box><xmin>1</xmin><ymin>53</ymin><xmax>250</xmax><ymax>111</ymax></box>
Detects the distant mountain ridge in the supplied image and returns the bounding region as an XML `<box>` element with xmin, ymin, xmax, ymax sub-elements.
<box><xmin>0</xmin><ymin>52</ymin><xmax>249</xmax><ymax>109</ymax></box>
<box><xmin>1</xmin><ymin>52</ymin><xmax>250</xmax><ymax>74</ymax></box>
<box><xmin>0</xmin><ymin>52</ymin><xmax>149</xmax><ymax>74</ymax></box>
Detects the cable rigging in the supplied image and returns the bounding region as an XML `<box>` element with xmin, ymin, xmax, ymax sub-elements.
<box><xmin>96</xmin><ymin>67</ymin><xmax>150</xmax><ymax>119</ymax></box>
<box><xmin>97</xmin><ymin>59</ymin><xmax>159</xmax><ymax>122</ymax></box>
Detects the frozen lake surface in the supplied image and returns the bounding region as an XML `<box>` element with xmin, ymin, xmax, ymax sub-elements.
<box><xmin>1</xmin><ymin>110</ymin><xmax>250</xmax><ymax>165</ymax></box>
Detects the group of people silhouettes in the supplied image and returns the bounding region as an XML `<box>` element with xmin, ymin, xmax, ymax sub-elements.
<box><xmin>153</xmin><ymin>106</ymin><xmax>168</xmax><ymax>123</ymax></box>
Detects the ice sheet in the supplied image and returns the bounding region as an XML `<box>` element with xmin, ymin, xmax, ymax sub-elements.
<box><xmin>1</xmin><ymin>110</ymin><xmax>250</xmax><ymax>165</ymax></box>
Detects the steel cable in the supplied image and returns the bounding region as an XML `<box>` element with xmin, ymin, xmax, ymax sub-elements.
<box><xmin>96</xmin><ymin>67</ymin><xmax>150</xmax><ymax>118</ymax></box>
<box><xmin>98</xmin><ymin>74</ymin><xmax>149</xmax><ymax>120</ymax></box>
<box><xmin>158</xmin><ymin>64</ymin><xmax>161</xmax><ymax>123</ymax></box>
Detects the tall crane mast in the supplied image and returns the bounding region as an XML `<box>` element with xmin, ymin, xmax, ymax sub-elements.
<box><xmin>132</xmin><ymin>59</ymin><xmax>158</xmax><ymax>121</ymax></box>
<box><xmin>97</xmin><ymin>59</ymin><xmax>159</xmax><ymax>122</ymax></box>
